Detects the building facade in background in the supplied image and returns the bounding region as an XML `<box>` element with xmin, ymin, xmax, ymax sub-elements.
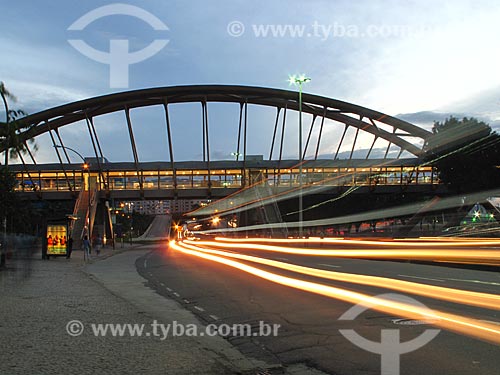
<box><xmin>122</xmin><ymin>199</ymin><xmax>207</xmax><ymax>215</ymax></box>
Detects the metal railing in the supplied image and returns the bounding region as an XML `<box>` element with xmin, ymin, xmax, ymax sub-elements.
<box><xmin>14</xmin><ymin>166</ymin><xmax>440</xmax><ymax>193</ymax></box>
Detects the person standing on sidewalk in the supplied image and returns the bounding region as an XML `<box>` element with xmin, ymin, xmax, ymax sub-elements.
<box><xmin>82</xmin><ymin>235</ymin><xmax>91</xmax><ymax>261</ymax></box>
<box><xmin>94</xmin><ymin>236</ymin><xmax>102</xmax><ymax>257</ymax></box>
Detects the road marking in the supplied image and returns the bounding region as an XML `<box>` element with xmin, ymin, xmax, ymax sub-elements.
<box><xmin>160</xmin><ymin>283</ymin><xmax>165</xmax><ymax>287</ymax></box>
<box><xmin>194</xmin><ymin>306</ymin><xmax>205</xmax><ymax>312</ymax></box>
<box><xmin>318</xmin><ymin>263</ymin><xmax>341</xmax><ymax>269</ymax></box>
<box><xmin>209</xmin><ymin>314</ymin><xmax>219</xmax><ymax>321</ymax></box>
<box><xmin>392</xmin><ymin>318</ymin><xmax>437</xmax><ymax>325</ymax></box>
<box><xmin>441</xmin><ymin>278</ymin><xmax>500</xmax><ymax>286</ymax></box>
<box><xmin>398</xmin><ymin>274</ymin><xmax>445</xmax><ymax>282</ymax></box>
<box><xmin>183</xmin><ymin>299</ymin><xmax>190</xmax><ymax>304</ymax></box>
<box><xmin>173</xmin><ymin>292</ymin><xmax>180</xmax><ymax>297</ymax></box>
<box><xmin>166</xmin><ymin>287</ymin><xmax>172</xmax><ymax>292</ymax></box>
<box><xmin>276</xmin><ymin>257</ymin><xmax>289</xmax><ymax>262</ymax></box>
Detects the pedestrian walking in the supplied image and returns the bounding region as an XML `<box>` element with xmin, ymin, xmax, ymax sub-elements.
<box><xmin>82</xmin><ymin>235</ymin><xmax>91</xmax><ymax>261</ymax></box>
<box><xmin>94</xmin><ymin>236</ymin><xmax>102</xmax><ymax>256</ymax></box>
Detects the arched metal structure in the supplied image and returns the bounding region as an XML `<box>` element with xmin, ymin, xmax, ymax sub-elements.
<box><xmin>10</xmin><ymin>85</ymin><xmax>431</xmax><ymax>164</ymax></box>
<box><xmin>6</xmin><ymin>86</ymin><xmax>438</xmax><ymax>249</ymax></box>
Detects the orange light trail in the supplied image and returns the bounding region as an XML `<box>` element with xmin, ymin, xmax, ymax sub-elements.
<box><xmin>177</xmin><ymin>241</ymin><xmax>500</xmax><ymax>311</ymax></box>
<box><xmin>185</xmin><ymin>239</ymin><xmax>500</xmax><ymax>262</ymax></box>
<box><xmin>170</xmin><ymin>240</ymin><xmax>500</xmax><ymax>344</ymax></box>
<box><xmin>214</xmin><ymin>236</ymin><xmax>500</xmax><ymax>248</ymax></box>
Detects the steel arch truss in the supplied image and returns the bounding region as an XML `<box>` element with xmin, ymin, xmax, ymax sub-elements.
<box><xmin>10</xmin><ymin>85</ymin><xmax>431</xmax><ymax>164</ymax></box>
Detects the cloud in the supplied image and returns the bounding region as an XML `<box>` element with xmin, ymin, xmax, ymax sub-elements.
<box><xmin>1</xmin><ymin>80</ymin><xmax>91</xmax><ymax>114</ymax></box>
<box><xmin>397</xmin><ymin>86</ymin><xmax>500</xmax><ymax>132</ymax></box>
<box><xmin>4</xmin><ymin>0</ymin><xmax>500</xmax><ymax>164</ymax></box>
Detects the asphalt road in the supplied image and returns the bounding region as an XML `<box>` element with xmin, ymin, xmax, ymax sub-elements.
<box><xmin>137</xmin><ymin>242</ymin><xmax>500</xmax><ymax>375</ymax></box>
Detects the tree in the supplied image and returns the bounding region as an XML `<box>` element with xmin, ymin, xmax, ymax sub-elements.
<box><xmin>0</xmin><ymin>82</ymin><xmax>35</xmax><ymax>166</ymax></box>
<box><xmin>0</xmin><ymin>83</ymin><xmax>37</xmax><ymax>267</ymax></box>
<box><xmin>0</xmin><ymin>166</ymin><xmax>17</xmax><ymax>266</ymax></box>
<box><xmin>424</xmin><ymin>117</ymin><xmax>500</xmax><ymax>193</ymax></box>
<box><xmin>0</xmin><ymin>166</ymin><xmax>17</xmax><ymax>213</ymax></box>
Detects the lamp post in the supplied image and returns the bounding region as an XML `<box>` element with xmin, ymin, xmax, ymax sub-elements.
<box><xmin>288</xmin><ymin>74</ymin><xmax>311</xmax><ymax>238</ymax></box>
<box><xmin>53</xmin><ymin>145</ymin><xmax>91</xmax><ymax>239</ymax></box>
<box><xmin>54</xmin><ymin>145</ymin><xmax>85</xmax><ymax>164</ymax></box>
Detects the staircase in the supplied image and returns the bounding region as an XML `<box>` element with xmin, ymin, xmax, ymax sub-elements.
<box><xmin>71</xmin><ymin>188</ymin><xmax>98</xmax><ymax>248</ymax></box>
<box><xmin>71</xmin><ymin>189</ymin><xmax>88</xmax><ymax>249</ymax></box>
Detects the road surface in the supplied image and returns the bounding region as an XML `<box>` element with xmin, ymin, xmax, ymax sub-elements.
<box><xmin>137</xmin><ymin>239</ymin><xmax>500</xmax><ymax>375</ymax></box>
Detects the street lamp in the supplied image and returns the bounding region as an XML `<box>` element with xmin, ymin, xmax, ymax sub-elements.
<box><xmin>53</xmin><ymin>145</ymin><xmax>92</xmax><ymax>239</ymax></box>
<box><xmin>53</xmin><ymin>145</ymin><xmax>89</xmax><ymax>188</ymax></box>
<box><xmin>54</xmin><ymin>145</ymin><xmax>86</xmax><ymax>163</ymax></box>
<box><xmin>288</xmin><ymin>74</ymin><xmax>311</xmax><ymax>238</ymax></box>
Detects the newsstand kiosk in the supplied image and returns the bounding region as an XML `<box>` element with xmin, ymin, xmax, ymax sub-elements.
<box><xmin>42</xmin><ymin>219</ymin><xmax>69</xmax><ymax>259</ymax></box>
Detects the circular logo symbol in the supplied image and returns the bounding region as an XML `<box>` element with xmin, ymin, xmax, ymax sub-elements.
<box><xmin>66</xmin><ymin>320</ymin><xmax>85</xmax><ymax>336</ymax></box>
<box><xmin>227</xmin><ymin>21</ymin><xmax>245</xmax><ymax>37</ymax></box>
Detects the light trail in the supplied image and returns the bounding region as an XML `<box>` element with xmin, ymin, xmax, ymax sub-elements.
<box><xmin>188</xmin><ymin>169</ymin><xmax>362</xmax><ymax>217</ymax></box>
<box><xmin>184</xmin><ymin>239</ymin><xmax>500</xmax><ymax>262</ymax></box>
<box><xmin>170</xmin><ymin>241</ymin><xmax>500</xmax><ymax>344</ymax></box>
<box><xmin>403</xmin><ymin>237</ymin><xmax>500</xmax><ymax>242</ymax></box>
<box><xmin>176</xmin><ymin>241</ymin><xmax>500</xmax><ymax>311</ymax></box>
<box><xmin>193</xmin><ymin>188</ymin><xmax>500</xmax><ymax>235</ymax></box>
<box><xmin>214</xmin><ymin>236</ymin><xmax>500</xmax><ymax>248</ymax></box>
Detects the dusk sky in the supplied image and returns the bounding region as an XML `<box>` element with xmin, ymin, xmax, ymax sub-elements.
<box><xmin>2</xmin><ymin>0</ymin><xmax>500</xmax><ymax>163</ymax></box>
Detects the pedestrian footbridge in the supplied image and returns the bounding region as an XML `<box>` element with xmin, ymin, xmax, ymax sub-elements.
<box><xmin>4</xmin><ymin>85</ymin><xmax>441</xmax><ymax>244</ymax></box>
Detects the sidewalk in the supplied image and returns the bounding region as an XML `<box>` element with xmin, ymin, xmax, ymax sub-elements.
<box><xmin>0</xmin><ymin>244</ymin><xmax>263</xmax><ymax>374</ymax></box>
<box><xmin>68</xmin><ymin>241</ymin><xmax>140</xmax><ymax>263</ymax></box>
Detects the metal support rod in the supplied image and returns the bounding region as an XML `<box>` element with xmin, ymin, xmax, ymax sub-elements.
<box><xmin>384</xmin><ymin>128</ymin><xmax>397</xmax><ymax>159</ymax></box>
<box><xmin>243</xmin><ymin>100</ymin><xmax>248</xmax><ymax>162</ymax></box>
<box><xmin>54</xmin><ymin>129</ymin><xmax>71</xmax><ymax>164</ymax></box>
<box><xmin>90</xmin><ymin>118</ymin><xmax>105</xmax><ymax>161</ymax></box>
<box><xmin>236</xmin><ymin>103</ymin><xmax>243</xmax><ymax>162</ymax></box>
<box><xmin>314</xmin><ymin>107</ymin><xmax>326</xmax><ymax>160</ymax></box>
<box><xmin>124</xmin><ymin>107</ymin><xmax>142</xmax><ymax>192</ymax></box>
<box><xmin>163</xmin><ymin>100</ymin><xmax>177</xmax><ymax>189</ymax></box>
<box><xmin>15</xmin><ymin>149</ymin><xmax>36</xmax><ymax>191</ymax></box>
<box><xmin>366</xmin><ymin>136</ymin><xmax>378</xmax><ymax>159</ymax></box>
<box><xmin>23</xmin><ymin>141</ymin><xmax>37</xmax><ymax>164</ymax></box>
<box><xmin>349</xmin><ymin>128</ymin><xmax>360</xmax><ymax>160</ymax></box>
<box><xmin>47</xmin><ymin>125</ymin><xmax>72</xmax><ymax>191</ymax></box>
<box><xmin>369</xmin><ymin>118</ymin><xmax>380</xmax><ymax>131</ymax></box>
<box><xmin>303</xmin><ymin>114</ymin><xmax>317</xmax><ymax>160</ymax></box>
<box><xmin>269</xmin><ymin>107</ymin><xmax>281</xmax><ymax>160</ymax></box>
<box><xmin>384</xmin><ymin>142</ymin><xmax>392</xmax><ymax>159</ymax></box>
<box><xmin>88</xmin><ymin>115</ymin><xmax>107</xmax><ymax>176</ymax></box>
<box><xmin>202</xmin><ymin>102</ymin><xmax>206</xmax><ymax>162</ymax></box>
<box><xmin>278</xmin><ymin>104</ymin><xmax>287</xmax><ymax>163</ymax></box>
<box><xmin>241</xmin><ymin>100</ymin><xmax>248</xmax><ymax>186</ymax></box>
<box><xmin>298</xmin><ymin>84</ymin><xmax>303</xmax><ymax>238</ymax></box>
<box><xmin>202</xmin><ymin>100</ymin><xmax>211</xmax><ymax>189</ymax></box>
<box><xmin>334</xmin><ymin>125</ymin><xmax>349</xmax><ymax>160</ymax></box>
<box><xmin>85</xmin><ymin>114</ymin><xmax>106</xmax><ymax>189</ymax></box>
